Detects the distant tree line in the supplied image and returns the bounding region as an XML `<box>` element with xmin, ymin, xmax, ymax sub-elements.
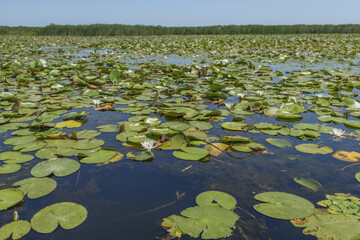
<box><xmin>1</xmin><ymin>24</ymin><xmax>360</xmax><ymax>36</ymax></box>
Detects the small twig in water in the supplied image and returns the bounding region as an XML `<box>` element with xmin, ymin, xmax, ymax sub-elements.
<box><xmin>75</xmin><ymin>170</ymin><xmax>81</xmax><ymax>187</ymax></box>
<box><xmin>337</xmin><ymin>162</ymin><xmax>360</xmax><ymax>171</ymax></box>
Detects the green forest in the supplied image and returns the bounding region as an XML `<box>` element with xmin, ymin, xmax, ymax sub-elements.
<box><xmin>1</xmin><ymin>24</ymin><xmax>360</xmax><ymax>36</ymax></box>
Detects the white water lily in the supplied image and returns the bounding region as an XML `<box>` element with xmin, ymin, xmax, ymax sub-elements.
<box><xmin>141</xmin><ymin>139</ymin><xmax>156</xmax><ymax>151</ymax></box>
<box><xmin>351</xmin><ymin>101</ymin><xmax>360</xmax><ymax>109</ymax></box>
<box><xmin>330</xmin><ymin>128</ymin><xmax>346</xmax><ymax>138</ymax></box>
<box><xmin>92</xmin><ymin>99</ymin><xmax>101</xmax><ymax>105</ymax></box>
<box><xmin>256</xmin><ymin>90</ymin><xmax>264</xmax><ymax>96</ymax></box>
<box><xmin>237</xmin><ymin>93</ymin><xmax>247</xmax><ymax>99</ymax></box>
<box><xmin>224</xmin><ymin>102</ymin><xmax>234</xmax><ymax>110</ymax></box>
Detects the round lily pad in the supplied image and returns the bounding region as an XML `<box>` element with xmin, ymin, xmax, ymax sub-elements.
<box><xmin>0</xmin><ymin>188</ymin><xmax>25</xmax><ymax>210</ymax></box>
<box><xmin>196</xmin><ymin>191</ymin><xmax>237</xmax><ymax>210</ymax></box>
<box><xmin>71</xmin><ymin>139</ymin><xmax>104</xmax><ymax>150</ymax></box>
<box><xmin>221</xmin><ymin>122</ymin><xmax>248</xmax><ymax>131</ymax></box>
<box><xmin>0</xmin><ymin>163</ymin><xmax>21</xmax><ymax>174</ymax></box>
<box><xmin>13</xmin><ymin>177</ymin><xmax>57</xmax><ymax>199</ymax></box>
<box><xmin>30</xmin><ymin>158</ymin><xmax>80</xmax><ymax>177</ymax></box>
<box><xmin>31</xmin><ymin>202</ymin><xmax>87</xmax><ymax>233</ymax></box>
<box><xmin>173</xmin><ymin>147</ymin><xmax>210</xmax><ymax>161</ymax></box>
<box><xmin>254</xmin><ymin>191</ymin><xmax>314</xmax><ymax>220</ymax></box>
<box><xmin>3</xmin><ymin>136</ymin><xmax>37</xmax><ymax>146</ymax></box>
<box><xmin>0</xmin><ymin>220</ymin><xmax>31</xmax><ymax>240</ymax></box>
<box><xmin>179</xmin><ymin>206</ymin><xmax>239</xmax><ymax>239</ymax></box>
<box><xmin>295</xmin><ymin>143</ymin><xmax>333</xmax><ymax>154</ymax></box>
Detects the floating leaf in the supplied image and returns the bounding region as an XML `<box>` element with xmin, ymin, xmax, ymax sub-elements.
<box><xmin>0</xmin><ymin>163</ymin><xmax>21</xmax><ymax>174</ymax></box>
<box><xmin>80</xmin><ymin>149</ymin><xmax>117</xmax><ymax>164</ymax></box>
<box><xmin>0</xmin><ymin>220</ymin><xmax>31</xmax><ymax>240</ymax></box>
<box><xmin>31</xmin><ymin>202</ymin><xmax>87</xmax><ymax>233</ymax></box>
<box><xmin>71</xmin><ymin>139</ymin><xmax>104</xmax><ymax>150</ymax></box>
<box><xmin>294</xmin><ymin>177</ymin><xmax>322</xmax><ymax>192</ymax></box>
<box><xmin>161</xmin><ymin>215</ymin><xmax>184</xmax><ymax>238</ymax></box>
<box><xmin>55</xmin><ymin>120</ymin><xmax>85</xmax><ymax>128</ymax></box>
<box><xmin>196</xmin><ymin>191</ymin><xmax>236</xmax><ymax>210</ymax></box>
<box><xmin>189</xmin><ymin>121</ymin><xmax>213</xmax><ymax>130</ymax></box>
<box><xmin>127</xmin><ymin>151</ymin><xmax>154</xmax><ymax>161</ymax></box>
<box><xmin>160</xmin><ymin>134</ymin><xmax>187</xmax><ymax>150</ymax></box>
<box><xmin>292</xmin><ymin>209</ymin><xmax>360</xmax><ymax>240</ymax></box>
<box><xmin>13</xmin><ymin>177</ymin><xmax>57</xmax><ymax>199</ymax></box>
<box><xmin>356</xmin><ymin>172</ymin><xmax>360</xmax><ymax>183</ymax></box>
<box><xmin>30</xmin><ymin>158</ymin><xmax>80</xmax><ymax>177</ymax></box>
<box><xmin>179</xmin><ymin>206</ymin><xmax>239</xmax><ymax>239</ymax></box>
<box><xmin>221</xmin><ymin>135</ymin><xmax>252</xmax><ymax>142</ymax></box>
<box><xmin>295</xmin><ymin>144</ymin><xmax>333</xmax><ymax>154</ymax></box>
<box><xmin>332</xmin><ymin>151</ymin><xmax>360</xmax><ymax>162</ymax></box>
<box><xmin>254</xmin><ymin>192</ymin><xmax>314</xmax><ymax>220</ymax></box>
<box><xmin>4</xmin><ymin>136</ymin><xmax>37</xmax><ymax>146</ymax></box>
<box><xmin>0</xmin><ymin>151</ymin><xmax>34</xmax><ymax>163</ymax></box>
<box><xmin>221</xmin><ymin>122</ymin><xmax>248</xmax><ymax>131</ymax></box>
<box><xmin>204</xmin><ymin>143</ymin><xmax>229</xmax><ymax>156</ymax></box>
<box><xmin>266</xmin><ymin>138</ymin><xmax>292</xmax><ymax>148</ymax></box>
<box><xmin>0</xmin><ymin>188</ymin><xmax>24</xmax><ymax>210</ymax></box>
<box><xmin>173</xmin><ymin>147</ymin><xmax>210</xmax><ymax>161</ymax></box>
<box><xmin>96</xmin><ymin>124</ymin><xmax>118</xmax><ymax>132</ymax></box>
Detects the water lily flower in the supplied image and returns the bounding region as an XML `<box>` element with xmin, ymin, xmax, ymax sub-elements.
<box><xmin>92</xmin><ymin>99</ymin><xmax>101</xmax><ymax>106</ymax></box>
<box><xmin>224</xmin><ymin>102</ymin><xmax>234</xmax><ymax>111</ymax></box>
<box><xmin>351</xmin><ymin>101</ymin><xmax>360</xmax><ymax>109</ymax></box>
<box><xmin>141</xmin><ymin>139</ymin><xmax>156</xmax><ymax>151</ymax></box>
<box><xmin>330</xmin><ymin>128</ymin><xmax>346</xmax><ymax>138</ymax></box>
<box><xmin>256</xmin><ymin>90</ymin><xmax>264</xmax><ymax>97</ymax></box>
<box><xmin>237</xmin><ymin>93</ymin><xmax>247</xmax><ymax>99</ymax></box>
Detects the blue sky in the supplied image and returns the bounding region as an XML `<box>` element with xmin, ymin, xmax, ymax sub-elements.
<box><xmin>1</xmin><ymin>0</ymin><xmax>359</xmax><ymax>27</ymax></box>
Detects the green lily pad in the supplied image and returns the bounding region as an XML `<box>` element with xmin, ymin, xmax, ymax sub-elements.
<box><xmin>0</xmin><ymin>151</ymin><xmax>34</xmax><ymax>163</ymax></box>
<box><xmin>15</xmin><ymin>141</ymin><xmax>47</xmax><ymax>152</ymax></box>
<box><xmin>3</xmin><ymin>136</ymin><xmax>37</xmax><ymax>146</ymax></box>
<box><xmin>160</xmin><ymin>134</ymin><xmax>187</xmax><ymax>150</ymax></box>
<box><xmin>292</xmin><ymin>209</ymin><xmax>360</xmax><ymax>240</ymax></box>
<box><xmin>345</xmin><ymin>120</ymin><xmax>360</xmax><ymax>129</ymax></box>
<box><xmin>76</xmin><ymin>130</ymin><xmax>101</xmax><ymax>139</ymax></box>
<box><xmin>295</xmin><ymin>144</ymin><xmax>333</xmax><ymax>154</ymax></box>
<box><xmin>266</xmin><ymin>138</ymin><xmax>292</xmax><ymax>148</ymax></box>
<box><xmin>30</xmin><ymin>158</ymin><xmax>80</xmax><ymax>177</ymax></box>
<box><xmin>0</xmin><ymin>163</ymin><xmax>21</xmax><ymax>174</ymax></box>
<box><xmin>221</xmin><ymin>122</ymin><xmax>248</xmax><ymax>131</ymax></box>
<box><xmin>127</xmin><ymin>151</ymin><xmax>154</xmax><ymax>161</ymax></box>
<box><xmin>80</xmin><ymin>149</ymin><xmax>117</xmax><ymax>164</ymax></box>
<box><xmin>35</xmin><ymin>148</ymin><xmax>57</xmax><ymax>159</ymax></box>
<box><xmin>221</xmin><ymin>135</ymin><xmax>252</xmax><ymax>142</ymax></box>
<box><xmin>55</xmin><ymin>120</ymin><xmax>85</xmax><ymax>128</ymax></box>
<box><xmin>254</xmin><ymin>192</ymin><xmax>314</xmax><ymax>220</ymax></box>
<box><xmin>0</xmin><ymin>188</ymin><xmax>25</xmax><ymax>210</ymax></box>
<box><xmin>31</xmin><ymin>202</ymin><xmax>87</xmax><ymax>234</ymax></box>
<box><xmin>356</xmin><ymin>172</ymin><xmax>360</xmax><ymax>183</ymax></box>
<box><xmin>183</xmin><ymin>130</ymin><xmax>208</xmax><ymax>140</ymax></box>
<box><xmin>96</xmin><ymin>124</ymin><xmax>118</xmax><ymax>132</ymax></box>
<box><xmin>0</xmin><ymin>220</ymin><xmax>31</xmax><ymax>240</ymax></box>
<box><xmin>13</xmin><ymin>177</ymin><xmax>57</xmax><ymax>199</ymax></box>
<box><xmin>161</xmin><ymin>215</ymin><xmax>184</xmax><ymax>238</ymax></box>
<box><xmin>71</xmin><ymin>139</ymin><xmax>104</xmax><ymax>150</ymax></box>
<box><xmin>179</xmin><ymin>206</ymin><xmax>239</xmax><ymax>239</ymax></box>
<box><xmin>189</xmin><ymin>121</ymin><xmax>213</xmax><ymax>130</ymax></box>
<box><xmin>62</xmin><ymin>110</ymin><xmax>88</xmax><ymax>120</ymax></box>
<box><xmin>196</xmin><ymin>191</ymin><xmax>237</xmax><ymax>210</ymax></box>
<box><xmin>159</xmin><ymin>122</ymin><xmax>191</xmax><ymax>131</ymax></box>
<box><xmin>294</xmin><ymin>177</ymin><xmax>322</xmax><ymax>192</ymax></box>
<box><xmin>173</xmin><ymin>147</ymin><xmax>210</xmax><ymax>161</ymax></box>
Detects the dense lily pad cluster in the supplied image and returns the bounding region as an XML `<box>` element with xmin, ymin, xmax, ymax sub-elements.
<box><xmin>0</xmin><ymin>34</ymin><xmax>360</xmax><ymax>239</ymax></box>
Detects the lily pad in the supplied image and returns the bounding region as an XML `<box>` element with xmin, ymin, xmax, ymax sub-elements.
<box><xmin>221</xmin><ymin>135</ymin><xmax>252</xmax><ymax>142</ymax></box>
<box><xmin>173</xmin><ymin>147</ymin><xmax>210</xmax><ymax>161</ymax></box>
<box><xmin>266</xmin><ymin>138</ymin><xmax>292</xmax><ymax>148</ymax></box>
<box><xmin>71</xmin><ymin>139</ymin><xmax>104</xmax><ymax>150</ymax></box>
<box><xmin>4</xmin><ymin>136</ymin><xmax>37</xmax><ymax>146</ymax></box>
<box><xmin>292</xmin><ymin>209</ymin><xmax>360</xmax><ymax>240</ymax></box>
<box><xmin>0</xmin><ymin>220</ymin><xmax>31</xmax><ymax>240</ymax></box>
<box><xmin>80</xmin><ymin>149</ymin><xmax>117</xmax><ymax>164</ymax></box>
<box><xmin>31</xmin><ymin>202</ymin><xmax>87</xmax><ymax>233</ymax></box>
<box><xmin>0</xmin><ymin>151</ymin><xmax>34</xmax><ymax>163</ymax></box>
<box><xmin>295</xmin><ymin>144</ymin><xmax>333</xmax><ymax>154</ymax></box>
<box><xmin>0</xmin><ymin>163</ymin><xmax>21</xmax><ymax>174</ymax></box>
<box><xmin>196</xmin><ymin>191</ymin><xmax>237</xmax><ymax>210</ymax></box>
<box><xmin>221</xmin><ymin>122</ymin><xmax>248</xmax><ymax>131</ymax></box>
<box><xmin>254</xmin><ymin>192</ymin><xmax>314</xmax><ymax>220</ymax></box>
<box><xmin>13</xmin><ymin>177</ymin><xmax>57</xmax><ymax>199</ymax></box>
<box><xmin>0</xmin><ymin>188</ymin><xmax>25</xmax><ymax>210</ymax></box>
<box><xmin>55</xmin><ymin>120</ymin><xmax>85</xmax><ymax>128</ymax></box>
<box><xmin>294</xmin><ymin>177</ymin><xmax>322</xmax><ymax>192</ymax></box>
<box><xmin>30</xmin><ymin>158</ymin><xmax>80</xmax><ymax>177</ymax></box>
<box><xmin>179</xmin><ymin>206</ymin><xmax>239</xmax><ymax>239</ymax></box>
<box><xmin>332</xmin><ymin>151</ymin><xmax>360</xmax><ymax>162</ymax></box>
<box><xmin>160</xmin><ymin>134</ymin><xmax>187</xmax><ymax>150</ymax></box>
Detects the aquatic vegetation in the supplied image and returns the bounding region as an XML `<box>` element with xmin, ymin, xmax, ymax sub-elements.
<box><xmin>0</xmin><ymin>34</ymin><xmax>360</xmax><ymax>239</ymax></box>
